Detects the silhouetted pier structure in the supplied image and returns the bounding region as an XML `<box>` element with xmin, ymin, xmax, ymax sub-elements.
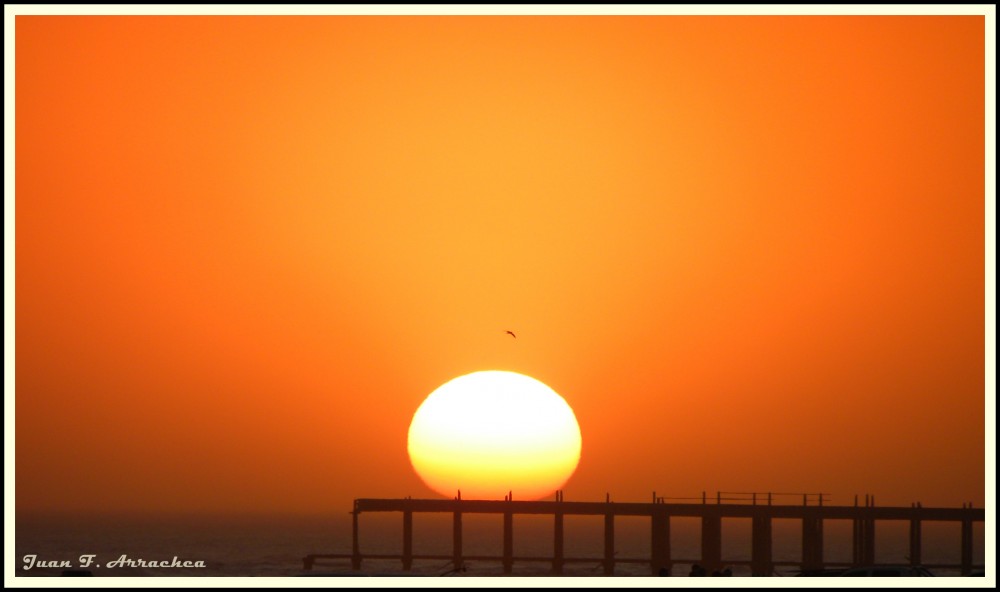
<box><xmin>303</xmin><ymin>491</ymin><xmax>985</xmax><ymax>576</ymax></box>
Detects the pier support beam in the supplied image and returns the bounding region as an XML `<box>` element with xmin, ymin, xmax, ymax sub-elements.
<box><xmin>651</xmin><ymin>511</ymin><xmax>671</xmax><ymax>575</ymax></box>
<box><xmin>961</xmin><ymin>518</ymin><xmax>973</xmax><ymax>576</ymax></box>
<box><xmin>908</xmin><ymin>517</ymin><xmax>921</xmax><ymax>567</ymax></box>
<box><xmin>751</xmin><ymin>513</ymin><xmax>772</xmax><ymax>576</ymax></box>
<box><xmin>452</xmin><ymin>511</ymin><xmax>463</xmax><ymax>571</ymax></box>
<box><xmin>852</xmin><ymin>514</ymin><xmax>875</xmax><ymax>566</ymax></box>
<box><xmin>852</xmin><ymin>516</ymin><xmax>861</xmax><ymax>565</ymax></box>
<box><xmin>604</xmin><ymin>512</ymin><xmax>615</xmax><ymax>576</ymax></box>
<box><xmin>351</xmin><ymin>509</ymin><xmax>361</xmax><ymax>570</ymax></box>
<box><xmin>701</xmin><ymin>512</ymin><xmax>722</xmax><ymax>573</ymax></box>
<box><xmin>802</xmin><ymin>515</ymin><xmax>823</xmax><ymax>571</ymax></box>
<box><xmin>864</xmin><ymin>516</ymin><xmax>875</xmax><ymax>565</ymax></box>
<box><xmin>553</xmin><ymin>512</ymin><xmax>564</xmax><ymax>575</ymax></box>
<box><xmin>402</xmin><ymin>510</ymin><xmax>413</xmax><ymax>571</ymax></box>
<box><xmin>503</xmin><ymin>511</ymin><xmax>513</xmax><ymax>574</ymax></box>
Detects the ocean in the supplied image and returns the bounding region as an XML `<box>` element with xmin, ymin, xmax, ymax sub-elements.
<box><xmin>13</xmin><ymin>511</ymin><xmax>985</xmax><ymax>578</ymax></box>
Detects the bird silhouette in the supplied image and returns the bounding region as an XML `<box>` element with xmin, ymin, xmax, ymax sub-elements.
<box><xmin>506</xmin><ymin>330</ymin><xmax>516</xmax><ymax>338</ymax></box>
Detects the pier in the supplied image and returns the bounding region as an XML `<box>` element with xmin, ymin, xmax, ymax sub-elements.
<box><xmin>303</xmin><ymin>492</ymin><xmax>985</xmax><ymax>576</ymax></box>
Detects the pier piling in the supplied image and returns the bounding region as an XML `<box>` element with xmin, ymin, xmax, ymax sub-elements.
<box><xmin>651</xmin><ymin>510</ymin><xmax>670</xmax><ymax>575</ymax></box>
<box><xmin>553</xmin><ymin>511</ymin><xmax>564</xmax><ymax>574</ymax></box>
<box><xmin>452</xmin><ymin>510</ymin><xmax>462</xmax><ymax>571</ymax></box>
<box><xmin>701</xmin><ymin>511</ymin><xmax>722</xmax><ymax>573</ymax></box>
<box><xmin>402</xmin><ymin>510</ymin><xmax>413</xmax><ymax>571</ymax></box>
<box><xmin>961</xmin><ymin>517</ymin><xmax>973</xmax><ymax>576</ymax></box>
<box><xmin>801</xmin><ymin>514</ymin><xmax>823</xmax><ymax>571</ymax></box>
<box><xmin>351</xmin><ymin>506</ymin><xmax>361</xmax><ymax>570</ymax></box>
<box><xmin>909</xmin><ymin>513</ymin><xmax>922</xmax><ymax>567</ymax></box>
<box><xmin>502</xmin><ymin>510</ymin><xmax>513</xmax><ymax>574</ymax></box>
<box><xmin>604</xmin><ymin>512</ymin><xmax>615</xmax><ymax>575</ymax></box>
<box><xmin>751</xmin><ymin>512</ymin><xmax>772</xmax><ymax>576</ymax></box>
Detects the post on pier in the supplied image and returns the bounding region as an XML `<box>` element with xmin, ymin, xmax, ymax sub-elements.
<box><xmin>351</xmin><ymin>503</ymin><xmax>362</xmax><ymax>570</ymax></box>
<box><xmin>701</xmin><ymin>509</ymin><xmax>722</xmax><ymax>573</ymax></box>
<box><xmin>852</xmin><ymin>498</ymin><xmax>875</xmax><ymax>566</ymax></box>
<box><xmin>908</xmin><ymin>507</ymin><xmax>922</xmax><ymax>567</ymax></box>
<box><xmin>801</xmin><ymin>513</ymin><xmax>823</xmax><ymax>572</ymax></box>
<box><xmin>961</xmin><ymin>516</ymin><xmax>973</xmax><ymax>576</ymax></box>
<box><xmin>402</xmin><ymin>509</ymin><xmax>413</xmax><ymax>571</ymax></box>
<box><xmin>553</xmin><ymin>510</ymin><xmax>564</xmax><ymax>574</ymax></box>
<box><xmin>651</xmin><ymin>509</ymin><xmax>671</xmax><ymax>575</ymax></box>
<box><xmin>863</xmin><ymin>515</ymin><xmax>875</xmax><ymax>565</ymax></box>
<box><xmin>852</xmin><ymin>517</ymin><xmax>862</xmax><ymax>565</ymax></box>
<box><xmin>604</xmin><ymin>511</ymin><xmax>615</xmax><ymax>575</ymax></box>
<box><xmin>503</xmin><ymin>510</ymin><xmax>514</xmax><ymax>574</ymax></box>
<box><xmin>452</xmin><ymin>510</ymin><xmax>463</xmax><ymax>571</ymax></box>
<box><xmin>650</xmin><ymin>508</ymin><xmax>671</xmax><ymax>576</ymax></box>
<box><xmin>751</xmin><ymin>511</ymin><xmax>772</xmax><ymax>576</ymax></box>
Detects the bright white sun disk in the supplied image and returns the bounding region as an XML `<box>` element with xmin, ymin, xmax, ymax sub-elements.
<box><xmin>407</xmin><ymin>370</ymin><xmax>582</xmax><ymax>500</ymax></box>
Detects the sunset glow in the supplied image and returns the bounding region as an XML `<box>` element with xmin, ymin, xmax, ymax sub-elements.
<box><xmin>408</xmin><ymin>371</ymin><xmax>582</xmax><ymax>500</ymax></box>
<box><xmin>13</xmin><ymin>14</ymin><xmax>986</xmax><ymax>515</ymax></box>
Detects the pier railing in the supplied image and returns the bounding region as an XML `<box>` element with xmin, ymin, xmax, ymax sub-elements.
<box><xmin>303</xmin><ymin>492</ymin><xmax>985</xmax><ymax>576</ymax></box>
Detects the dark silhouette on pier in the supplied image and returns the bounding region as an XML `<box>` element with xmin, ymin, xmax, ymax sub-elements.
<box><xmin>302</xmin><ymin>491</ymin><xmax>985</xmax><ymax>576</ymax></box>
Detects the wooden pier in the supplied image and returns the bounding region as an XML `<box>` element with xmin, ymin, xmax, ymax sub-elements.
<box><xmin>303</xmin><ymin>492</ymin><xmax>985</xmax><ymax>576</ymax></box>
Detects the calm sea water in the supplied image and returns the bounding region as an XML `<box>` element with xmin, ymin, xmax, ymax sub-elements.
<box><xmin>14</xmin><ymin>511</ymin><xmax>985</xmax><ymax>578</ymax></box>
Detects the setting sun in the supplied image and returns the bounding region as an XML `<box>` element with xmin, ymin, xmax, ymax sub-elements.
<box><xmin>408</xmin><ymin>371</ymin><xmax>582</xmax><ymax>500</ymax></box>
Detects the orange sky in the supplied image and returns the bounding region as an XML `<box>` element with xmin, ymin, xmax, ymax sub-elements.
<box><xmin>14</xmin><ymin>15</ymin><xmax>988</xmax><ymax>515</ymax></box>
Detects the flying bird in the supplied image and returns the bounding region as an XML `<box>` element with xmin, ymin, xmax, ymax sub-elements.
<box><xmin>506</xmin><ymin>330</ymin><xmax>517</xmax><ymax>338</ymax></box>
